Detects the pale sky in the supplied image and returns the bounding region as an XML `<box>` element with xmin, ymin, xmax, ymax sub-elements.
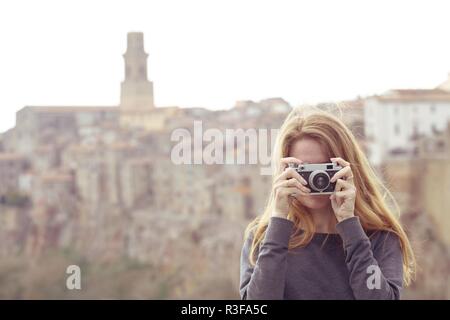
<box><xmin>1</xmin><ymin>0</ymin><xmax>450</xmax><ymax>133</ymax></box>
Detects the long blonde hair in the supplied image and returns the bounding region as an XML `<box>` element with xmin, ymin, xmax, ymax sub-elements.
<box><xmin>245</xmin><ymin>104</ymin><xmax>416</xmax><ymax>286</ymax></box>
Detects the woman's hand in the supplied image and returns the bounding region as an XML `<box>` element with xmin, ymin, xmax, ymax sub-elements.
<box><xmin>272</xmin><ymin>157</ymin><xmax>311</xmax><ymax>220</ymax></box>
<box><xmin>329</xmin><ymin>157</ymin><xmax>356</xmax><ymax>222</ymax></box>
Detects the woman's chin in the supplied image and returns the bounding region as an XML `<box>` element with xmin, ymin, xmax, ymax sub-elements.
<box><xmin>298</xmin><ymin>194</ymin><xmax>330</xmax><ymax>210</ymax></box>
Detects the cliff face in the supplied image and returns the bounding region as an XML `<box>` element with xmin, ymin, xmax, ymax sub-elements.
<box><xmin>0</xmin><ymin>101</ymin><xmax>448</xmax><ymax>299</ymax></box>
<box><xmin>400</xmin><ymin>211</ymin><xmax>450</xmax><ymax>299</ymax></box>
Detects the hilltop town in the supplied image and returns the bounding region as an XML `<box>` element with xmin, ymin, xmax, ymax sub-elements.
<box><xmin>0</xmin><ymin>32</ymin><xmax>448</xmax><ymax>299</ymax></box>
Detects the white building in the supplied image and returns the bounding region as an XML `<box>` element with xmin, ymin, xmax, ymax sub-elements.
<box><xmin>364</xmin><ymin>75</ymin><xmax>450</xmax><ymax>166</ymax></box>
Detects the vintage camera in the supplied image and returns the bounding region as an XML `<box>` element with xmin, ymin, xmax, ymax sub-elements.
<box><xmin>288</xmin><ymin>162</ymin><xmax>343</xmax><ymax>195</ymax></box>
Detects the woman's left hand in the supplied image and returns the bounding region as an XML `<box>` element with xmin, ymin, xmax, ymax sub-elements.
<box><xmin>329</xmin><ymin>157</ymin><xmax>356</xmax><ymax>222</ymax></box>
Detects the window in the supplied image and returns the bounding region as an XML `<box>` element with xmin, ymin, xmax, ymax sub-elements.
<box><xmin>432</xmin><ymin>124</ymin><xmax>439</xmax><ymax>134</ymax></box>
<box><xmin>413</xmin><ymin>123</ymin><xmax>418</xmax><ymax>135</ymax></box>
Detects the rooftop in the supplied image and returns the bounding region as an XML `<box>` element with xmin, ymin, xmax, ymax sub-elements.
<box><xmin>19</xmin><ymin>106</ymin><xmax>119</xmax><ymax>113</ymax></box>
<box><xmin>373</xmin><ymin>88</ymin><xmax>450</xmax><ymax>102</ymax></box>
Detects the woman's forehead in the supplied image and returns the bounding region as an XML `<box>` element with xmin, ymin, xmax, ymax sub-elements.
<box><xmin>289</xmin><ymin>138</ymin><xmax>329</xmax><ymax>163</ymax></box>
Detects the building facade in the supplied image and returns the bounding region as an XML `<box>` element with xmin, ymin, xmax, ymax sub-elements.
<box><xmin>364</xmin><ymin>76</ymin><xmax>450</xmax><ymax>165</ymax></box>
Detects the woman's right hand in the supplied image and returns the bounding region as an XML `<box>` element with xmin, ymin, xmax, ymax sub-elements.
<box><xmin>271</xmin><ymin>157</ymin><xmax>311</xmax><ymax>220</ymax></box>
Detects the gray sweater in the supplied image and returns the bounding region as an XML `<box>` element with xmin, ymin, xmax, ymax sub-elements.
<box><xmin>240</xmin><ymin>216</ymin><xmax>403</xmax><ymax>300</ymax></box>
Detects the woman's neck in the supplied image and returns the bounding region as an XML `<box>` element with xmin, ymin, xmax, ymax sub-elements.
<box><xmin>309</xmin><ymin>204</ymin><xmax>337</xmax><ymax>234</ymax></box>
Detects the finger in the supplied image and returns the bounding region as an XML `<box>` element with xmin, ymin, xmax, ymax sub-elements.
<box><xmin>275</xmin><ymin>167</ymin><xmax>308</xmax><ymax>185</ymax></box>
<box><xmin>274</xmin><ymin>178</ymin><xmax>311</xmax><ymax>194</ymax></box>
<box><xmin>334</xmin><ymin>189</ymin><xmax>355</xmax><ymax>200</ymax></box>
<box><xmin>330</xmin><ymin>166</ymin><xmax>354</xmax><ymax>183</ymax></box>
<box><xmin>275</xmin><ymin>178</ymin><xmax>301</xmax><ymax>189</ymax></box>
<box><xmin>330</xmin><ymin>157</ymin><xmax>350</xmax><ymax>168</ymax></box>
<box><xmin>329</xmin><ymin>193</ymin><xmax>338</xmax><ymax>207</ymax></box>
<box><xmin>280</xmin><ymin>157</ymin><xmax>303</xmax><ymax>165</ymax></box>
<box><xmin>284</xmin><ymin>168</ymin><xmax>308</xmax><ymax>185</ymax></box>
<box><xmin>334</xmin><ymin>178</ymin><xmax>354</xmax><ymax>192</ymax></box>
<box><xmin>279</xmin><ymin>157</ymin><xmax>303</xmax><ymax>172</ymax></box>
<box><xmin>329</xmin><ymin>193</ymin><xmax>340</xmax><ymax>210</ymax></box>
<box><xmin>333</xmin><ymin>191</ymin><xmax>346</xmax><ymax>206</ymax></box>
<box><xmin>275</xmin><ymin>178</ymin><xmax>310</xmax><ymax>193</ymax></box>
<box><xmin>334</xmin><ymin>179</ymin><xmax>344</xmax><ymax>192</ymax></box>
<box><xmin>278</xmin><ymin>186</ymin><xmax>308</xmax><ymax>197</ymax></box>
<box><xmin>334</xmin><ymin>193</ymin><xmax>344</xmax><ymax>207</ymax></box>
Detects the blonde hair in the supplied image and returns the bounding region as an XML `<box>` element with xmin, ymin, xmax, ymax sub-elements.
<box><xmin>245</xmin><ymin>104</ymin><xmax>416</xmax><ymax>286</ymax></box>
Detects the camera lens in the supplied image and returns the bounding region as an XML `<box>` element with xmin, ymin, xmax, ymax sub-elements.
<box><xmin>309</xmin><ymin>170</ymin><xmax>330</xmax><ymax>192</ymax></box>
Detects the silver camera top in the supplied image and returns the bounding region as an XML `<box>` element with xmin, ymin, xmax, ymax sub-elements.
<box><xmin>288</xmin><ymin>162</ymin><xmax>342</xmax><ymax>171</ymax></box>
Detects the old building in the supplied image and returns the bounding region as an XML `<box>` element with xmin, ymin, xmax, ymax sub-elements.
<box><xmin>364</xmin><ymin>76</ymin><xmax>450</xmax><ymax>165</ymax></box>
<box><xmin>119</xmin><ymin>32</ymin><xmax>178</xmax><ymax>131</ymax></box>
<box><xmin>12</xmin><ymin>106</ymin><xmax>118</xmax><ymax>156</ymax></box>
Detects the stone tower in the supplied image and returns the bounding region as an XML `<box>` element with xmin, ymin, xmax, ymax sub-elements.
<box><xmin>120</xmin><ymin>32</ymin><xmax>154</xmax><ymax>110</ymax></box>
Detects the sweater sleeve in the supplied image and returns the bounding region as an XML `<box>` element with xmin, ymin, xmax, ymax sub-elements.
<box><xmin>336</xmin><ymin>216</ymin><xmax>404</xmax><ymax>300</ymax></box>
<box><xmin>239</xmin><ymin>217</ymin><xmax>294</xmax><ymax>300</ymax></box>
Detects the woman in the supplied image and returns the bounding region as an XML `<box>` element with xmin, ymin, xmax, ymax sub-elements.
<box><xmin>239</xmin><ymin>105</ymin><xmax>415</xmax><ymax>300</ymax></box>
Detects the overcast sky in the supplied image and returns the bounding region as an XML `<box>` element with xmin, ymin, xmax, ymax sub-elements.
<box><xmin>1</xmin><ymin>0</ymin><xmax>450</xmax><ymax>133</ymax></box>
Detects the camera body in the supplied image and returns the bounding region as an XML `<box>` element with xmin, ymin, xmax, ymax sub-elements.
<box><xmin>288</xmin><ymin>162</ymin><xmax>342</xmax><ymax>195</ymax></box>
